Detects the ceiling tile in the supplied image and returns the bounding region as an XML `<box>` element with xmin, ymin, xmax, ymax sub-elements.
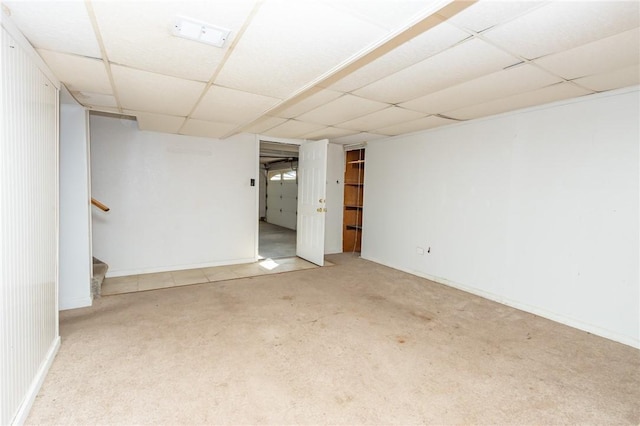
<box><xmin>37</xmin><ymin>49</ymin><xmax>111</xmax><ymax>95</ymax></box>
<box><xmin>534</xmin><ymin>28</ymin><xmax>640</xmax><ymax>80</ymax></box>
<box><xmin>3</xmin><ymin>1</ymin><xmax>101</xmax><ymax>58</ymax></box>
<box><xmin>400</xmin><ymin>64</ymin><xmax>562</xmax><ymax>114</ymax></box>
<box><xmin>296</xmin><ymin>94</ymin><xmax>389</xmax><ymax>126</ymax></box>
<box><xmin>482</xmin><ymin>1</ymin><xmax>640</xmax><ymax>60</ymax></box>
<box><xmin>242</xmin><ymin>116</ymin><xmax>288</xmax><ymax>134</ymax></box>
<box><xmin>373</xmin><ymin>115</ymin><xmax>456</xmax><ymax>136</ymax></box>
<box><xmin>130</xmin><ymin>111</ymin><xmax>186</xmax><ymax>134</ymax></box>
<box><xmin>329</xmin><ymin>132</ymin><xmax>386</xmax><ymax>145</ymax></box>
<box><xmin>337</xmin><ymin>106</ymin><xmax>426</xmax><ymax>132</ymax></box>
<box><xmin>191</xmin><ymin>85</ymin><xmax>280</xmax><ymax>124</ymax></box>
<box><xmin>215</xmin><ymin>0</ymin><xmax>386</xmax><ymax>98</ymax></box>
<box><xmin>73</xmin><ymin>92</ymin><xmax>117</xmax><ymax>108</ymax></box>
<box><xmin>447</xmin><ymin>1</ymin><xmax>545</xmax><ymax>33</ymax></box>
<box><xmin>274</xmin><ymin>89</ymin><xmax>344</xmax><ymax>119</ymax></box>
<box><xmin>111</xmin><ymin>65</ymin><xmax>205</xmax><ymax>116</ymax></box>
<box><xmin>446</xmin><ymin>83</ymin><xmax>593</xmax><ymax>121</ymax></box>
<box><xmin>180</xmin><ymin>119</ymin><xmax>237</xmax><ymax>139</ymax></box>
<box><xmin>353</xmin><ymin>38</ymin><xmax>520</xmax><ymax>104</ymax></box>
<box><xmin>262</xmin><ymin>120</ymin><xmax>326</xmax><ymax>139</ymax></box>
<box><xmin>572</xmin><ymin>65</ymin><xmax>640</xmax><ymax>92</ymax></box>
<box><xmin>300</xmin><ymin>127</ymin><xmax>359</xmax><ymax>141</ymax></box>
<box><xmin>328</xmin><ymin>22</ymin><xmax>469</xmax><ymax>93</ymax></box>
<box><xmin>92</xmin><ymin>1</ymin><xmax>256</xmax><ymax>82</ymax></box>
<box><xmin>321</xmin><ymin>0</ymin><xmax>436</xmax><ymax>31</ymax></box>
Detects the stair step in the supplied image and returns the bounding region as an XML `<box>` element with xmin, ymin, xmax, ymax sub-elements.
<box><xmin>92</xmin><ymin>257</ymin><xmax>108</xmax><ymax>298</ymax></box>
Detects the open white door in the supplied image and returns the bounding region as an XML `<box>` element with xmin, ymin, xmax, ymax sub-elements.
<box><xmin>296</xmin><ymin>139</ymin><xmax>328</xmax><ymax>266</ymax></box>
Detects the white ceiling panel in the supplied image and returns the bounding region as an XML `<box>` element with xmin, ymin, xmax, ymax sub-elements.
<box><xmin>572</xmin><ymin>65</ymin><xmax>640</xmax><ymax>92</ymax></box>
<box><xmin>262</xmin><ymin>120</ymin><xmax>326</xmax><ymax>139</ymax></box>
<box><xmin>400</xmin><ymin>64</ymin><xmax>562</xmax><ymax>114</ymax></box>
<box><xmin>447</xmin><ymin>0</ymin><xmax>545</xmax><ymax>33</ymax></box>
<box><xmin>92</xmin><ymin>1</ymin><xmax>256</xmax><ymax>82</ymax></box>
<box><xmin>5</xmin><ymin>0</ymin><xmax>634</xmax><ymax>143</ymax></box>
<box><xmin>3</xmin><ymin>1</ymin><xmax>101</xmax><ymax>58</ymax></box>
<box><xmin>112</xmin><ymin>65</ymin><xmax>205</xmax><ymax>116</ymax></box>
<box><xmin>353</xmin><ymin>38</ymin><xmax>520</xmax><ymax>103</ymax></box>
<box><xmin>328</xmin><ymin>22</ymin><xmax>470</xmax><ymax>93</ymax></box>
<box><xmin>181</xmin><ymin>119</ymin><xmax>237</xmax><ymax>139</ymax></box>
<box><xmin>74</xmin><ymin>92</ymin><xmax>117</xmax><ymax>108</ymax></box>
<box><xmin>446</xmin><ymin>83</ymin><xmax>593</xmax><ymax>121</ymax></box>
<box><xmin>131</xmin><ymin>111</ymin><xmax>186</xmax><ymax>134</ymax></box>
<box><xmin>321</xmin><ymin>0</ymin><xmax>434</xmax><ymax>31</ymax></box>
<box><xmin>296</xmin><ymin>94</ymin><xmax>389</xmax><ymax>126</ymax></box>
<box><xmin>37</xmin><ymin>49</ymin><xmax>111</xmax><ymax>95</ymax></box>
<box><xmin>300</xmin><ymin>126</ymin><xmax>359</xmax><ymax>141</ymax></box>
<box><xmin>191</xmin><ymin>85</ymin><xmax>280</xmax><ymax>124</ymax></box>
<box><xmin>215</xmin><ymin>0</ymin><xmax>386</xmax><ymax>98</ymax></box>
<box><xmin>337</xmin><ymin>106</ymin><xmax>426</xmax><ymax>131</ymax></box>
<box><xmin>330</xmin><ymin>132</ymin><xmax>386</xmax><ymax>145</ymax></box>
<box><xmin>534</xmin><ymin>28</ymin><xmax>640</xmax><ymax>81</ymax></box>
<box><xmin>482</xmin><ymin>1</ymin><xmax>640</xmax><ymax>60</ymax></box>
<box><xmin>242</xmin><ymin>116</ymin><xmax>288</xmax><ymax>134</ymax></box>
<box><xmin>274</xmin><ymin>89</ymin><xmax>344</xmax><ymax>119</ymax></box>
<box><xmin>373</xmin><ymin>115</ymin><xmax>457</xmax><ymax>136</ymax></box>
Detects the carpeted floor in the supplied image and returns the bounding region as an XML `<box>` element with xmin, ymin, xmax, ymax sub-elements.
<box><xmin>28</xmin><ymin>253</ymin><xmax>639</xmax><ymax>424</ymax></box>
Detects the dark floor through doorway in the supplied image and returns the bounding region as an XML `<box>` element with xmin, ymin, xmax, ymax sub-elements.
<box><xmin>259</xmin><ymin>221</ymin><xmax>296</xmax><ymax>259</ymax></box>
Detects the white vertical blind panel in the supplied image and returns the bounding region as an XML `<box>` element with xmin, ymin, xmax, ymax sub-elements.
<box><xmin>1</xmin><ymin>27</ymin><xmax>59</xmax><ymax>425</ymax></box>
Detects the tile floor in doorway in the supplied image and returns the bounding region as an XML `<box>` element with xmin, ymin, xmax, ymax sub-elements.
<box><xmin>101</xmin><ymin>257</ymin><xmax>329</xmax><ymax>296</ymax></box>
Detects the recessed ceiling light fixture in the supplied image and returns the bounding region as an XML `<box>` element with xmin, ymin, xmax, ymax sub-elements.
<box><xmin>172</xmin><ymin>16</ymin><xmax>231</xmax><ymax>48</ymax></box>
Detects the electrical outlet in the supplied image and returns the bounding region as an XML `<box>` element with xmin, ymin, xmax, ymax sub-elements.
<box><xmin>416</xmin><ymin>247</ymin><xmax>424</xmax><ymax>255</ymax></box>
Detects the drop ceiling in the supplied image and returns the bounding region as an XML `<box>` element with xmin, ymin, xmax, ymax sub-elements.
<box><xmin>3</xmin><ymin>0</ymin><xmax>639</xmax><ymax>144</ymax></box>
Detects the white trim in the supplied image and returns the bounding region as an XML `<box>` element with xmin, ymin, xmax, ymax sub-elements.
<box><xmin>362</xmin><ymin>255</ymin><xmax>640</xmax><ymax>350</ymax></box>
<box><xmin>10</xmin><ymin>337</ymin><xmax>61</xmax><ymax>426</ymax></box>
<box><xmin>254</xmin><ymin>134</ymin><xmax>260</xmax><ymax>262</ymax></box>
<box><xmin>257</xmin><ymin>135</ymin><xmax>306</xmax><ymax>146</ymax></box>
<box><xmin>106</xmin><ymin>257</ymin><xmax>257</xmax><ymax>278</ymax></box>
<box><xmin>0</xmin><ymin>10</ymin><xmax>60</xmax><ymax>89</ymax></box>
<box><xmin>59</xmin><ymin>296</ymin><xmax>92</xmax><ymax>311</ymax></box>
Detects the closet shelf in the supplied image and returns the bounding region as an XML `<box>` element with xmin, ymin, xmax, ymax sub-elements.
<box><xmin>343</xmin><ymin>148</ymin><xmax>365</xmax><ymax>253</ymax></box>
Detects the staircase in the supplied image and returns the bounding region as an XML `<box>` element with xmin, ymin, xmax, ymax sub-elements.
<box><xmin>92</xmin><ymin>257</ymin><xmax>108</xmax><ymax>298</ymax></box>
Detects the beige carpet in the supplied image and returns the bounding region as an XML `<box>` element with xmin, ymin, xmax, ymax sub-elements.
<box><xmin>28</xmin><ymin>253</ymin><xmax>639</xmax><ymax>424</ymax></box>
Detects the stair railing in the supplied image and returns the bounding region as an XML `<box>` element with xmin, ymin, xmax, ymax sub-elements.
<box><xmin>91</xmin><ymin>198</ymin><xmax>110</xmax><ymax>212</ymax></box>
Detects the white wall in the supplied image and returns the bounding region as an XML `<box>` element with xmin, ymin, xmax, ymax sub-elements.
<box><xmin>363</xmin><ymin>87</ymin><xmax>639</xmax><ymax>348</ymax></box>
<box><xmin>0</xmin><ymin>19</ymin><xmax>60</xmax><ymax>425</ymax></box>
<box><xmin>59</xmin><ymin>95</ymin><xmax>92</xmax><ymax>310</ymax></box>
<box><xmin>90</xmin><ymin>115</ymin><xmax>258</xmax><ymax>276</ymax></box>
<box><xmin>325</xmin><ymin>143</ymin><xmax>344</xmax><ymax>254</ymax></box>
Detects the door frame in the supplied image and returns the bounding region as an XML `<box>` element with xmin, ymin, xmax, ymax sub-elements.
<box><xmin>255</xmin><ymin>135</ymin><xmax>306</xmax><ymax>261</ymax></box>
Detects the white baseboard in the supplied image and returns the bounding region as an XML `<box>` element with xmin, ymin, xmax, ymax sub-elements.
<box><xmin>59</xmin><ymin>296</ymin><xmax>92</xmax><ymax>311</ymax></box>
<box><xmin>11</xmin><ymin>336</ymin><xmax>61</xmax><ymax>425</ymax></box>
<box><xmin>361</xmin><ymin>255</ymin><xmax>640</xmax><ymax>350</ymax></box>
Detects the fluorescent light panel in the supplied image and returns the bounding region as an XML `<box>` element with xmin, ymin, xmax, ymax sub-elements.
<box><xmin>173</xmin><ymin>16</ymin><xmax>230</xmax><ymax>47</ymax></box>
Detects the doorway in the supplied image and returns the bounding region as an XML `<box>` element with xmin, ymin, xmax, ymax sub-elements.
<box><xmin>258</xmin><ymin>141</ymin><xmax>299</xmax><ymax>259</ymax></box>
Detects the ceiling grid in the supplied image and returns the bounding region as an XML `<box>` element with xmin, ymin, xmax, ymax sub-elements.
<box><xmin>2</xmin><ymin>0</ymin><xmax>637</xmax><ymax>143</ymax></box>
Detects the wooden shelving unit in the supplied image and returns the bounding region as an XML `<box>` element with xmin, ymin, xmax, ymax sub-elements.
<box><xmin>343</xmin><ymin>149</ymin><xmax>365</xmax><ymax>252</ymax></box>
